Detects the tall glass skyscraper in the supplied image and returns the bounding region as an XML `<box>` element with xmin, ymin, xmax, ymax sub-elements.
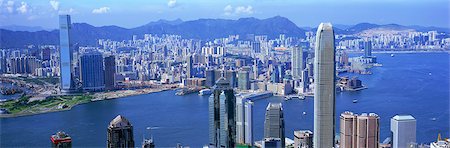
<box><xmin>209</xmin><ymin>77</ymin><xmax>236</xmax><ymax>148</ymax></box>
<box><xmin>313</xmin><ymin>23</ymin><xmax>336</xmax><ymax>148</ymax></box>
<box><xmin>59</xmin><ymin>15</ymin><xmax>74</xmax><ymax>91</ymax></box>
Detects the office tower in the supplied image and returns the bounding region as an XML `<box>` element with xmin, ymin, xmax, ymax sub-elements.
<box><xmin>236</xmin><ymin>97</ymin><xmax>245</xmax><ymax>144</ymax></box>
<box><xmin>104</xmin><ymin>55</ymin><xmax>116</xmax><ymax>90</ymax></box>
<box><xmin>264</xmin><ymin>103</ymin><xmax>285</xmax><ymax>148</ymax></box>
<box><xmin>107</xmin><ymin>115</ymin><xmax>134</xmax><ymax>148</ymax></box>
<box><xmin>238</xmin><ymin>70</ymin><xmax>250</xmax><ymax>90</ymax></box>
<box><xmin>262</xmin><ymin>138</ymin><xmax>282</xmax><ymax>148</ymax></box>
<box><xmin>340</xmin><ymin>111</ymin><xmax>380</xmax><ymax>148</ymax></box>
<box><xmin>42</xmin><ymin>47</ymin><xmax>51</xmax><ymax>61</ymax></box>
<box><xmin>364</xmin><ymin>40</ymin><xmax>372</xmax><ymax>57</ymax></box>
<box><xmin>59</xmin><ymin>15</ymin><xmax>75</xmax><ymax>92</ymax></box>
<box><xmin>0</xmin><ymin>56</ymin><xmax>6</xmax><ymax>74</ymax></box>
<box><xmin>301</xmin><ymin>69</ymin><xmax>309</xmax><ymax>92</ymax></box>
<box><xmin>292</xmin><ymin>47</ymin><xmax>307</xmax><ymax>79</ymax></box>
<box><xmin>253</xmin><ymin>59</ymin><xmax>259</xmax><ymax>80</ymax></box>
<box><xmin>50</xmin><ymin>131</ymin><xmax>72</xmax><ymax>148</ymax></box>
<box><xmin>186</xmin><ymin>54</ymin><xmax>193</xmax><ymax>78</ymax></box>
<box><xmin>313</xmin><ymin>23</ymin><xmax>336</xmax><ymax>148</ymax></box>
<box><xmin>80</xmin><ymin>52</ymin><xmax>105</xmax><ymax>91</ymax></box>
<box><xmin>252</xmin><ymin>42</ymin><xmax>261</xmax><ymax>53</ymax></box>
<box><xmin>391</xmin><ymin>115</ymin><xmax>416</xmax><ymax>148</ymax></box>
<box><xmin>205</xmin><ymin>68</ymin><xmax>215</xmax><ymax>87</ymax></box>
<box><xmin>270</xmin><ymin>66</ymin><xmax>280</xmax><ymax>83</ymax></box>
<box><xmin>244</xmin><ymin>99</ymin><xmax>253</xmax><ymax>146</ymax></box>
<box><xmin>225</xmin><ymin>70</ymin><xmax>237</xmax><ymax>88</ymax></box>
<box><xmin>294</xmin><ymin>130</ymin><xmax>313</xmax><ymax>148</ymax></box>
<box><xmin>209</xmin><ymin>77</ymin><xmax>237</xmax><ymax>148</ymax></box>
<box><xmin>236</xmin><ymin>98</ymin><xmax>254</xmax><ymax>146</ymax></box>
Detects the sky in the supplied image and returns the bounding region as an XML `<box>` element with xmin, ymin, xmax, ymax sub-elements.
<box><xmin>0</xmin><ymin>0</ymin><xmax>448</xmax><ymax>29</ymax></box>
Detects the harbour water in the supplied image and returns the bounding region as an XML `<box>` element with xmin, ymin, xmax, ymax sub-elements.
<box><xmin>0</xmin><ymin>53</ymin><xmax>449</xmax><ymax>147</ymax></box>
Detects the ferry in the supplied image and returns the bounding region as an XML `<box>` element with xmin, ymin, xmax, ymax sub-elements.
<box><xmin>198</xmin><ymin>89</ymin><xmax>212</xmax><ymax>96</ymax></box>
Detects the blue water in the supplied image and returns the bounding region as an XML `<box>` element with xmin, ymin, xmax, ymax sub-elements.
<box><xmin>0</xmin><ymin>53</ymin><xmax>449</xmax><ymax>147</ymax></box>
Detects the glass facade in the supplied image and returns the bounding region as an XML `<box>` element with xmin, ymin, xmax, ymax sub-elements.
<box><xmin>59</xmin><ymin>15</ymin><xmax>74</xmax><ymax>91</ymax></box>
<box><xmin>313</xmin><ymin>23</ymin><xmax>336</xmax><ymax>148</ymax></box>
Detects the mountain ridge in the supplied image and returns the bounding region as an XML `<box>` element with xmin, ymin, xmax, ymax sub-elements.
<box><xmin>1</xmin><ymin>16</ymin><xmax>448</xmax><ymax>48</ymax></box>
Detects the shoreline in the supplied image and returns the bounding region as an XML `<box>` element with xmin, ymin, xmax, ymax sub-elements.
<box><xmin>0</xmin><ymin>86</ymin><xmax>176</xmax><ymax>118</ymax></box>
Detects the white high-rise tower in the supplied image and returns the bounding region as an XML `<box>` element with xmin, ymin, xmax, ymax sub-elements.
<box><xmin>313</xmin><ymin>23</ymin><xmax>336</xmax><ymax>148</ymax></box>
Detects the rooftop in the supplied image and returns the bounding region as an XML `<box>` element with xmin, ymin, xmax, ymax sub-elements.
<box><xmin>109</xmin><ymin>115</ymin><xmax>132</xmax><ymax>128</ymax></box>
<box><xmin>392</xmin><ymin>115</ymin><xmax>416</xmax><ymax>121</ymax></box>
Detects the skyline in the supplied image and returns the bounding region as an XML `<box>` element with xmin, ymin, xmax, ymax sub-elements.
<box><xmin>0</xmin><ymin>0</ymin><xmax>448</xmax><ymax>29</ymax></box>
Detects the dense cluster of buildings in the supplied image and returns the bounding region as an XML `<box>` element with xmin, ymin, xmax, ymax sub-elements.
<box><xmin>1</xmin><ymin>14</ymin><xmax>447</xmax><ymax>147</ymax></box>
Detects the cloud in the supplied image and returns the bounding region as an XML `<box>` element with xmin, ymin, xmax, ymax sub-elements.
<box><xmin>235</xmin><ymin>6</ymin><xmax>253</xmax><ymax>15</ymax></box>
<box><xmin>167</xmin><ymin>0</ymin><xmax>177</xmax><ymax>8</ymax></box>
<box><xmin>16</xmin><ymin>1</ymin><xmax>29</xmax><ymax>14</ymax></box>
<box><xmin>49</xmin><ymin>0</ymin><xmax>59</xmax><ymax>11</ymax></box>
<box><xmin>224</xmin><ymin>5</ymin><xmax>233</xmax><ymax>15</ymax></box>
<box><xmin>58</xmin><ymin>8</ymin><xmax>75</xmax><ymax>14</ymax></box>
<box><xmin>224</xmin><ymin>5</ymin><xmax>254</xmax><ymax>16</ymax></box>
<box><xmin>6</xmin><ymin>0</ymin><xmax>14</xmax><ymax>13</ymax></box>
<box><xmin>92</xmin><ymin>7</ymin><xmax>110</xmax><ymax>14</ymax></box>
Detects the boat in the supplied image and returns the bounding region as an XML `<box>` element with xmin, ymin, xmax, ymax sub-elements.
<box><xmin>198</xmin><ymin>89</ymin><xmax>212</xmax><ymax>96</ymax></box>
<box><xmin>353</xmin><ymin>99</ymin><xmax>358</xmax><ymax>103</ymax></box>
<box><xmin>303</xmin><ymin>112</ymin><xmax>307</xmax><ymax>115</ymax></box>
<box><xmin>429</xmin><ymin>72</ymin><xmax>432</xmax><ymax>76</ymax></box>
<box><xmin>391</xmin><ymin>54</ymin><xmax>395</xmax><ymax>57</ymax></box>
<box><xmin>373</xmin><ymin>63</ymin><xmax>383</xmax><ymax>67</ymax></box>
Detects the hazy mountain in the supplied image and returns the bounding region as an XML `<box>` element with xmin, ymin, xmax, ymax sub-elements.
<box><xmin>1</xmin><ymin>17</ymin><xmax>448</xmax><ymax>48</ymax></box>
<box><xmin>1</xmin><ymin>16</ymin><xmax>307</xmax><ymax>48</ymax></box>
<box><xmin>0</xmin><ymin>25</ymin><xmax>53</xmax><ymax>32</ymax></box>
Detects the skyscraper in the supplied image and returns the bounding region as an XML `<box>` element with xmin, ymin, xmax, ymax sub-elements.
<box><xmin>186</xmin><ymin>54</ymin><xmax>193</xmax><ymax>78</ymax></box>
<box><xmin>339</xmin><ymin>111</ymin><xmax>380</xmax><ymax>148</ymax></box>
<box><xmin>104</xmin><ymin>55</ymin><xmax>116</xmax><ymax>90</ymax></box>
<box><xmin>292</xmin><ymin>47</ymin><xmax>307</xmax><ymax>79</ymax></box>
<box><xmin>244</xmin><ymin>99</ymin><xmax>253</xmax><ymax>146</ymax></box>
<box><xmin>364</xmin><ymin>40</ymin><xmax>372</xmax><ymax>57</ymax></box>
<box><xmin>205</xmin><ymin>68</ymin><xmax>215</xmax><ymax>87</ymax></box>
<box><xmin>238</xmin><ymin>70</ymin><xmax>250</xmax><ymax>90</ymax></box>
<box><xmin>59</xmin><ymin>15</ymin><xmax>75</xmax><ymax>92</ymax></box>
<box><xmin>236</xmin><ymin>97</ymin><xmax>254</xmax><ymax>146</ymax></box>
<box><xmin>80</xmin><ymin>52</ymin><xmax>105</xmax><ymax>91</ymax></box>
<box><xmin>391</xmin><ymin>115</ymin><xmax>416</xmax><ymax>148</ymax></box>
<box><xmin>107</xmin><ymin>115</ymin><xmax>134</xmax><ymax>148</ymax></box>
<box><xmin>294</xmin><ymin>130</ymin><xmax>313</xmax><ymax>148</ymax></box>
<box><xmin>264</xmin><ymin>103</ymin><xmax>285</xmax><ymax>148</ymax></box>
<box><xmin>313</xmin><ymin>23</ymin><xmax>336</xmax><ymax>148</ymax></box>
<box><xmin>209</xmin><ymin>77</ymin><xmax>237</xmax><ymax>148</ymax></box>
